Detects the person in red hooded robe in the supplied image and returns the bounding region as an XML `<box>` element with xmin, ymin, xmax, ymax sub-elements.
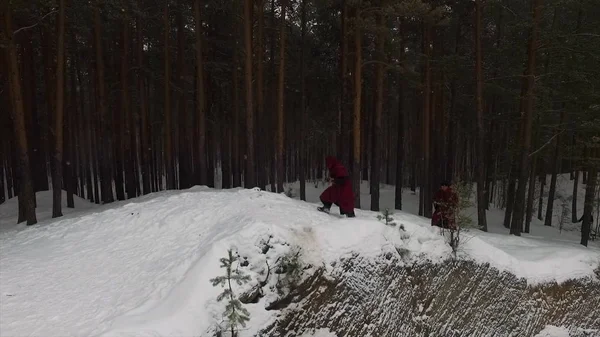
<box><xmin>431</xmin><ymin>181</ymin><xmax>459</xmax><ymax>229</ymax></box>
<box><xmin>318</xmin><ymin>156</ymin><xmax>355</xmax><ymax>217</ymax></box>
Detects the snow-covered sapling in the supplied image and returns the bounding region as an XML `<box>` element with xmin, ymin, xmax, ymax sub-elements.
<box><xmin>377</xmin><ymin>208</ymin><xmax>396</xmax><ymax>227</ymax></box>
<box><xmin>276</xmin><ymin>247</ymin><xmax>304</xmax><ymax>296</ymax></box>
<box><xmin>210</xmin><ymin>249</ymin><xmax>252</xmax><ymax>337</ymax></box>
<box><xmin>445</xmin><ymin>180</ymin><xmax>476</xmax><ymax>255</ymax></box>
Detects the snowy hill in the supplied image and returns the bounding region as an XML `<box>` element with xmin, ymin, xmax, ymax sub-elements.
<box><xmin>1</xmin><ymin>188</ymin><xmax>599</xmax><ymax>337</ymax></box>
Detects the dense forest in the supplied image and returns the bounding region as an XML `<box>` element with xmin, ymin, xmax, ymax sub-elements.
<box><xmin>1</xmin><ymin>0</ymin><xmax>599</xmax><ymax>245</ymax></box>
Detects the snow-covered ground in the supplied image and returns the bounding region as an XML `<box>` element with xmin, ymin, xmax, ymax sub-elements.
<box><xmin>1</xmin><ymin>185</ymin><xmax>598</xmax><ymax>336</ymax></box>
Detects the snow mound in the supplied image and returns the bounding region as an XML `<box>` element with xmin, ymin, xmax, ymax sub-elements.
<box><xmin>1</xmin><ymin>188</ymin><xmax>598</xmax><ymax>337</ymax></box>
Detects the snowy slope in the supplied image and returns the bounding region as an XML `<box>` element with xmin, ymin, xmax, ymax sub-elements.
<box><xmin>1</xmin><ymin>187</ymin><xmax>598</xmax><ymax>337</ymax></box>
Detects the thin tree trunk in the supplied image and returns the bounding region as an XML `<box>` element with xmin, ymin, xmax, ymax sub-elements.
<box><xmin>395</xmin><ymin>23</ymin><xmax>405</xmax><ymax>211</ymax></box>
<box><xmin>352</xmin><ymin>4</ymin><xmax>362</xmax><ymax>209</ymax></box>
<box><xmin>3</xmin><ymin>2</ymin><xmax>37</xmax><ymax>225</ymax></box>
<box><xmin>94</xmin><ymin>1</ymin><xmax>113</xmax><ymax>203</ymax></box>
<box><xmin>256</xmin><ymin>0</ymin><xmax>266</xmax><ymax>190</ymax></box>
<box><xmin>544</xmin><ymin>109</ymin><xmax>566</xmax><ymax>226</ymax></box>
<box><xmin>475</xmin><ymin>0</ymin><xmax>488</xmax><ymax>231</ymax></box>
<box><xmin>581</xmin><ymin>167</ymin><xmax>597</xmax><ymax>247</ymax></box>
<box><xmin>194</xmin><ymin>0</ymin><xmax>207</xmax><ymax>187</ymax></box>
<box><xmin>164</xmin><ymin>2</ymin><xmax>175</xmax><ymax>190</ymax></box>
<box><xmin>371</xmin><ymin>2</ymin><xmax>385</xmax><ymax>212</ymax></box>
<box><xmin>525</xmin><ymin>153</ymin><xmax>537</xmax><ymax>233</ymax></box>
<box><xmin>510</xmin><ymin>0</ymin><xmax>542</xmax><ymax>236</ymax></box>
<box><xmin>137</xmin><ymin>5</ymin><xmax>150</xmax><ymax>195</ymax></box>
<box><xmin>422</xmin><ymin>23</ymin><xmax>432</xmax><ymax>217</ymax></box>
<box><xmin>276</xmin><ymin>0</ymin><xmax>287</xmax><ymax>193</ymax></box>
<box><xmin>122</xmin><ymin>16</ymin><xmax>135</xmax><ymax>198</ymax></box>
<box><xmin>572</xmin><ymin>170</ymin><xmax>579</xmax><ymax>222</ymax></box>
<box><xmin>232</xmin><ymin>46</ymin><xmax>241</xmax><ymax>188</ymax></box>
<box><xmin>243</xmin><ymin>0</ymin><xmax>255</xmax><ymax>188</ymax></box>
<box><xmin>299</xmin><ymin>0</ymin><xmax>307</xmax><ymax>201</ymax></box>
<box><xmin>538</xmin><ymin>170</ymin><xmax>545</xmax><ymax>220</ymax></box>
<box><xmin>52</xmin><ymin>0</ymin><xmax>66</xmax><ymax>218</ymax></box>
<box><xmin>338</xmin><ymin>0</ymin><xmax>349</xmax><ymax>164</ymax></box>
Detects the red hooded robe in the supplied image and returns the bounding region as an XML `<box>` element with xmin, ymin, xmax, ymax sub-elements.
<box><xmin>320</xmin><ymin>156</ymin><xmax>355</xmax><ymax>214</ymax></box>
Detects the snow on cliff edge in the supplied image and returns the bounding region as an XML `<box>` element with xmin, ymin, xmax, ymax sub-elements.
<box><xmin>0</xmin><ymin>188</ymin><xmax>598</xmax><ymax>337</ymax></box>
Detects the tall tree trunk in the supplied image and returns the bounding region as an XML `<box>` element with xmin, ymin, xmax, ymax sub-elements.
<box><xmin>176</xmin><ymin>8</ymin><xmax>190</xmax><ymax>190</ymax></box>
<box><xmin>544</xmin><ymin>109</ymin><xmax>566</xmax><ymax>226</ymax></box>
<box><xmin>299</xmin><ymin>0</ymin><xmax>307</xmax><ymax>201</ymax></box>
<box><xmin>537</xmin><ymin>170</ymin><xmax>545</xmax><ymax>220</ymax></box>
<box><xmin>572</xmin><ymin>170</ymin><xmax>579</xmax><ymax>222</ymax></box>
<box><xmin>232</xmin><ymin>46</ymin><xmax>241</xmax><ymax>188</ymax></box>
<box><xmin>52</xmin><ymin>0</ymin><xmax>66</xmax><ymax>218</ymax></box>
<box><xmin>137</xmin><ymin>5</ymin><xmax>150</xmax><ymax>195</ymax></box>
<box><xmin>395</xmin><ymin>25</ymin><xmax>405</xmax><ymax>211</ymax></box>
<box><xmin>352</xmin><ymin>4</ymin><xmax>362</xmax><ymax>209</ymax></box>
<box><xmin>243</xmin><ymin>0</ymin><xmax>255</xmax><ymax>188</ymax></box>
<box><xmin>510</xmin><ymin>0</ymin><xmax>542</xmax><ymax>236</ymax></box>
<box><xmin>256</xmin><ymin>0</ymin><xmax>266</xmax><ymax>190</ymax></box>
<box><xmin>122</xmin><ymin>16</ymin><xmax>135</xmax><ymax>198</ymax></box>
<box><xmin>164</xmin><ymin>2</ymin><xmax>175</xmax><ymax>190</ymax></box>
<box><xmin>371</xmin><ymin>2</ymin><xmax>385</xmax><ymax>212</ymax></box>
<box><xmin>525</xmin><ymin>153</ymin><xmax>537</xmax><ymax>233</ymax></box>
<box><xmin>338</xmin><ymin>0</ymin><xmax>349</xmax><ymax>164</ymax></box>
<box><xmin>269</xmin><ymin>0</ymin><xmax>277</xmax><ymax>191</ymax></box>
<box><xmin>580</xmin><ymin>165</ymin><xmax>597</xmax><ymax>247</ymax></box>
<box><xmin>276</xmin><ymin>0</ymin><xmax>286</xmax><ymax>193</ymax></box>
<box><xmin>94</xmin><ymin>1</ymin><xmax>113</xmax><ymax>203</ymax></box>
<box><xmin>3</xmin><ymin>3</ymin><xmax>37</xmax><ymax>225</ymax></box>
<box><xmin>475</xmin><ymin>0</ymin><xmax>488</xmax><ymax>231</ymax></box>
<box><xmin>422</xmin><ymin>23</ymin><xmax>432</xmax><ymax>217</ymax></box>
<box><xmin>195</xmin><ymin>0</ymin><xmax>207</xmax><ymax>187</ymax></box>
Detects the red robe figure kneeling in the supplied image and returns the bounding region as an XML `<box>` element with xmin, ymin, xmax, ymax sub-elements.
<box><xmin>432</xmin><ymin>182</ymin><xmax>458</xmax><ymax>229</ymax></box>
<box><xmin>318</xmin><ymin>156</ymin><xmax>355</xmax><ymax>217</ymax></box>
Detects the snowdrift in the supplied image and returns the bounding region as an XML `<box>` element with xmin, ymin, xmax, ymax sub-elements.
<box><xmin>0</xmin><ymin>188</ymin><xmax>598</xmax><ymax>337</ymax></box>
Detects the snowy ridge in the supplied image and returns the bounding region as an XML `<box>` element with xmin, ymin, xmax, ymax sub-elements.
<box><xmin>1</xmin><ymin>188</ymin><xmax>599</xmax><ymax>337</ymax></box>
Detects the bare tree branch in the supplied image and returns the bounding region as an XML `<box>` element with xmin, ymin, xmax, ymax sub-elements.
<box><xmin>13</xmin><ymin>10</ymin><xmax>58</xmax><ymax>36</ymax></box>
<box><xmin>529</xmin><ymin>131</ymin><xmax>566</xmax><ymax>157</ymax></box>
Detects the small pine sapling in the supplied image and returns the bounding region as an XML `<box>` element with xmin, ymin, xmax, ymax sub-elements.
<box><xmin>210</xmin><ymin>249</ymin><xmax>252</xmax><ymax>337</ymax></box>
<box><xmin>445</xmin><ymin>181</ymin><xmax>476</xmax><ymax>255</ymax></box>
<box><xmin>275</xmin><ymin>247</ymin><xmax>304</xmax><ymax>296</ymax></box>
<box><xmin>377</xmin><ymin>208</ymin><xmax>397</xmax><ymax>227</ymax></box>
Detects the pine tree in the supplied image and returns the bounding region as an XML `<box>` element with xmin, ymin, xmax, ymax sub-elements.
<box><xmin>210</xmin><ymin>249</ymin><xmax>251</xmax><ymax>337</ymax></box>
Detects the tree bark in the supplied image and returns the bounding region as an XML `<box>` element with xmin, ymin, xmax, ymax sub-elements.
<box><xmin>243</xmin><ymin>0</ymin><xmax>255</xmax><ymax>188</ymax></box>
<box><xmin>3</xmin><ymin>3</ymin><xmax>37</xmax><ymax>225</ymax></box>
<box><xmin>338</xmin><ymin>0</ymin><xmax>349</xmax><ymax>164</ymax></box>
<box><xmin>394</xmin><ymin>24</ymin><xmax>405</xmax><ymax>211</ymax></box>
<box><xmin>137</xmin><ymin>4</ymin><xmax>150</xmax><ymax>195</ymax></box>
<box><xmin>164</xmin><ymin>2</ymin><xmax>175</xmax><ymax>190</ymax></box>
<box><xmin>580</xmin><ymin>166</ymin><xmax>597</xmax><ymax>247</ymax></box>
<box><xmin>256</xmin><ymin>0</ymin><xmax>266</xmax><ymax>190</ymax></box>
<box><xmin>352</xmin><ymin>4</ymin><xmax>362</xmax><ymax>209</ymax></box>
<box><xmin>276</xmin><ymin>0</ymin><xmax>287</xmax><ymax>193</ymax></box>
<box><xmin>475</xmin><ymin>0</ymin><xmax>488</xmax><ymax>231</ymax></box>
<box><xmin>422</xmin><ymin>23</ymin><xmax>432</xmax><ymax>218</ymax></box>
<box><xmin>94</xmin><ymin>1</ymin><xmax>113</xmax><ymax>204</ymax></box>
<box><xmin>371</xmin><ymin>2</ymin><xmax>385</xmax><ymax>212</ymax></box>
<box><xmin>510</xmin><ymin>0</ymin><xmax>542</xmax><ymax>236</ymax></box>
<box><xmin>544</xmin><ymin>109</ymin><xmax>566</xmax><ymax>226</ymax></box>
<box><xmin>52</xmin><ymin>0</ymin><xmax>66</xmax><ymax>218</ymax></box>
<box><xmin>572</xmin><ymin>170</ymin><xmax>579</xmax><ymax>222</ymax></box>
<box><xmin>299</xmin><ymin>0</ymin><xmax>307</xmax><ymax>201</ymax></box>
